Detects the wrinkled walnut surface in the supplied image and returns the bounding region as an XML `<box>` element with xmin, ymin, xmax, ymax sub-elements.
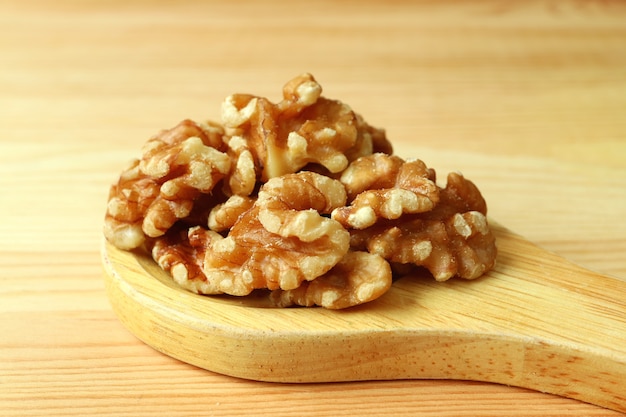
<box><xmin>332</xmin><ymin>154</ymin><xmax>439</xmax><ymax>230</ymax></box>
<box><xmin>104</xmin><ymin>73</ymin><xmax>496</xmax><ymax>309</ymax></box>
<box><xmin>269</xmin><ymin>251</ymin><xmax>392</xmax><ymax>309</ymax></box>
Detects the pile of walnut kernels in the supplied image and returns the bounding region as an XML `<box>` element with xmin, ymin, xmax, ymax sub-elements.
<box><xmin>104</xmin><ymin>74</ymin><xmax>497</xmax><ymax>309</ymax></box>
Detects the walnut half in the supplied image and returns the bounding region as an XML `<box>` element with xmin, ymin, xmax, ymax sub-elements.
<box><xmin>104</xmin><ymin>120</ymin><xmax>230</xmax><ymax>250</ymax></box>
<box><xmin>348</xmin><ymin>171</ymin><xmax>497</xmax><ymax>281</ymax></box>
<box><xmin>221</xmin><ymin>73</ymin><xmax>392</xmax><ymax>181</ymax></box>
<box><xmin>269</xmin><ymin>251</ymin><xmax>392</xmax><ymax>309</ymax></box>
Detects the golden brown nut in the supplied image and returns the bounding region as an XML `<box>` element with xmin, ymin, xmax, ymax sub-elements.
<box><xmin>353</xmin><ymin>211</ymin><xmax>495</xmax><ymax>281</ymax></box>
<box><xmin>104</xmin><ymin>159</ymin><xmax>160</xmax><ymax>250</ymax></box>
<box><xmin>223</xmin><ymin>135</ymin><xmax>257</xmax><ymax>197</ymax></box>
<box><xmin>332</xmin><ymin>154</ymin><xmax>439</xmax><ymax>229</ymax></box>
<box><xmin>338</xmin><ymin>153</ymin><xmax>405</xmax><ymax>200</ymax></box>
<box><xmin>208</xmin><ymin>195</ymin><xmax>255</xmax><ymax>233</ymax></box>
<box><xmin>269</xmin><ymin>251</ymin><xmax>392</xmax><ymax>309</ymax></box>
<box><xmin>155</xmin><ymin>172</ymin><xmax>351</xmax><ymax>296</ymax></box>
<box><xmin>257</xmin><ymin>171</ymin><xmax>347</xmax><ymax>214</ymax></box>
<box><xmin>350</xmin><ymin>172</ymin><xmax>496</xmax><ymax>281</ymax></box>
<box><xmin>425</xmin><ymin>171</ymin><xmax>488</xmax><ymax>220</ymax></box>
<box><xmin>346</xmin><ymin>113</ymin><xmax>394</xmax><ymax>162</ymax></box>
<box><xmin>221</xmin><ymin>73</ymin><xmax>392</xmax><ymax>181</ymax></box>
<box><xmin>104</xmin><ymin>120</ymin><xmax>231</xmax><ymax>250</ymax></box>
<box><xmin>152</xmin><ymin>226</ymin><xmax>211</xmax><ymax>293</ymax></box>
<box><xmin>141</xmin><ymin>135</ymin><xmax>231</xmax><ymax>238</ymax></box>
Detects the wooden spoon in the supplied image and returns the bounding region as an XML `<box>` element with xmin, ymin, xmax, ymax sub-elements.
<box><xmin>101</xmin><ymin>221</ymin><xmax>626</xmax><ymax>413</ymax></box>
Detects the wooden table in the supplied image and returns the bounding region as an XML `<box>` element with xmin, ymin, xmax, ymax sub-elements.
<box><xmin>1</xmin><ymin>1</ymin><xmax>625</xmax><ymax>415</ymax></box>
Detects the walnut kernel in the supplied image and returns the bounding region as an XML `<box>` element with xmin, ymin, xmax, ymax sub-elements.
<box><xmin>105</xmin><ymin>74</ymin><xmax>496</xmax><ymax>309</ymax></box>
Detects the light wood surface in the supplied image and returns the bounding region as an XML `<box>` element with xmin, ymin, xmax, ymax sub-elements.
<box><xmin>102</xmin><ymin>222</ymin><xmax>626</xmax><ymax>412</ymax></box>
<box><xmin>1</xmin><ymin>0</ymin><xmax>625</xmax><ymax>416</ymax></box>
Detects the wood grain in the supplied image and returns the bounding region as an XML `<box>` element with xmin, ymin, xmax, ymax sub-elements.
<box><xmin>1</xmin><ymin>0</ymin><xmax>625</xmax><ymax>416</ymax></box>
<box><xmin>101</xmin><ymin>223</ymin><xmax>626</xmax><ymax>412</ymax></box>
